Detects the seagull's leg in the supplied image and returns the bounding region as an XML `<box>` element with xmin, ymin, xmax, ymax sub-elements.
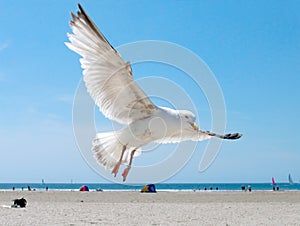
<box><xmin>122</xmin><ymin>149</ymin><xmax>136</xmax><ymax>182</ymax></box>
<box><xmin>112</xmin><ymin>145</ymin><xmax>126</xmax><ymax>177</ymax></box>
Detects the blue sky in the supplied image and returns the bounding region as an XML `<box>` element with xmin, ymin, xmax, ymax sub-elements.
<box><xmin>0</xmin><ymin>0</ymin><xmax>299</xmax><ymax>183</ymax></box>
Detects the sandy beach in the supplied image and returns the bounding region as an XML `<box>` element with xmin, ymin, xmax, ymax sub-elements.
<box><xmin>1</xmin><ymin>190</ymin><xmax>300</xmax><ymax>225</ymax></box>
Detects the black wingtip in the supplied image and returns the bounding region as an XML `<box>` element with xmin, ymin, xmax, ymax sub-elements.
<box><xmin>225</xmin><ymin>133</ymin><xmax>243</xmax><ymax>140</ymax></box>
<box><xmin>78</xmin><ymin>3</ymin><xmax>85</xmax><ymax>14</ymax></box>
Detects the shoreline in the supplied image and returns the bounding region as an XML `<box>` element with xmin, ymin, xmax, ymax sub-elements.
<box><xmin>1</xmin><ymin>187</ymin><xmax>299</xmax><ymax>192</ymax></box>
<box><xmin>1</xmin><ymin>182</ymin><xmax>298</xmax><ymax>193</ymax></box>
<box><xmin>2</xmin><ymin>190</ymin><xmax>300</xmax><ymax>203</ymax></box>
<box><xmin>1</xmin><ymin>188</ymin><xmax>300</xmax><ymax>192</ymax></box>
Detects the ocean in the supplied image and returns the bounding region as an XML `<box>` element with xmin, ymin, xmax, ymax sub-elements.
<box><xmin>1</xmin><ymin>183</ymin><xmax>299</xmax><ymax>191</ymax></box>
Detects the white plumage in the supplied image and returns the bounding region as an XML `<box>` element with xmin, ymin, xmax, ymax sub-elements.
<box><xmin>66</xmin><ymin>4</ymin><xmax>242</xmax><ymax>181</ymax></box>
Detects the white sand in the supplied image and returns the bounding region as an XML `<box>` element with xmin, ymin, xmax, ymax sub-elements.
<box><xmin>1</xmin><ymin>190</ymin><xmax>300</xmax><ymax>225</ymax></box>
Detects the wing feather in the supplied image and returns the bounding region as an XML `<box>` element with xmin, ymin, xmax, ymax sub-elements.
<box><xmin>66</xmin><ymin>4</ymin><xmax>157</xmax><ymax>124</ymax></box>
<box><xmin>156</xmin><ymin>130</ymin><xmax>242</xmax><ymax>144</ymax></box>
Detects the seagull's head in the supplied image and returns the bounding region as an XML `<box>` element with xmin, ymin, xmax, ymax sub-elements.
<box><xmin>178</xmin><ymin>110</ymin><xmax>199</xmax><ymax>132</ymax></box>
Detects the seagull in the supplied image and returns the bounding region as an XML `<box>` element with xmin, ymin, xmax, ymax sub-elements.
<box><xmin>66</xmin><ymin>4</ymin><xmax>242</xmax><ymax>182</ymax></box>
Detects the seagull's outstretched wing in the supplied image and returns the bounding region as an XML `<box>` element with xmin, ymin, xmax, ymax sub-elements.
<box><xmin>65</xmin><ymin>4</ymin><xmax>157</xmax><ymax>124</ymax></box>
<box><xmin>156</xmin><ymin>130</ymin><xmax>242</xmax><ymax>144</ymax></box>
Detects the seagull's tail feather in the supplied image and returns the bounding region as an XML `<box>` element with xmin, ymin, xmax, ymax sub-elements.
<box><xmin>93</xmin><ymin>131</ymin><xmax>141</xmax><ymax>170</ymax></box>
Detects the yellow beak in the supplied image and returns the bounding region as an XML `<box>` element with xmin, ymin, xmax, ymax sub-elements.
<box><xmin>191</xmin><ymin>122</ymin><xmax>198</xmax><ymax>131</ymax></box>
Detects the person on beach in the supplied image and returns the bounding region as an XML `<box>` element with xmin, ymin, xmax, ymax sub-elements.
<box><xmin>12</xmin><ymin>198</ymin><xmax>27</xmax><ymax>208</ymax></box>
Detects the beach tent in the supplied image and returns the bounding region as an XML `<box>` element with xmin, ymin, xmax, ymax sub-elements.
<box><xmin>79</xmin><ymin>185</ymin><xmax>89</xmax><ymax>191</ymax></box>
<box><xmin>141</xmin><ymin>184</ymin><xmax>156</xmax><ymax>193</ymax></box>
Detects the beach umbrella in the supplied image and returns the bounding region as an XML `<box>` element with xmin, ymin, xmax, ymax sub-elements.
<box><xmin>79</xmin><ymin>185</ymin><xmax>89</xmax><ymax>191</ymax></box>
